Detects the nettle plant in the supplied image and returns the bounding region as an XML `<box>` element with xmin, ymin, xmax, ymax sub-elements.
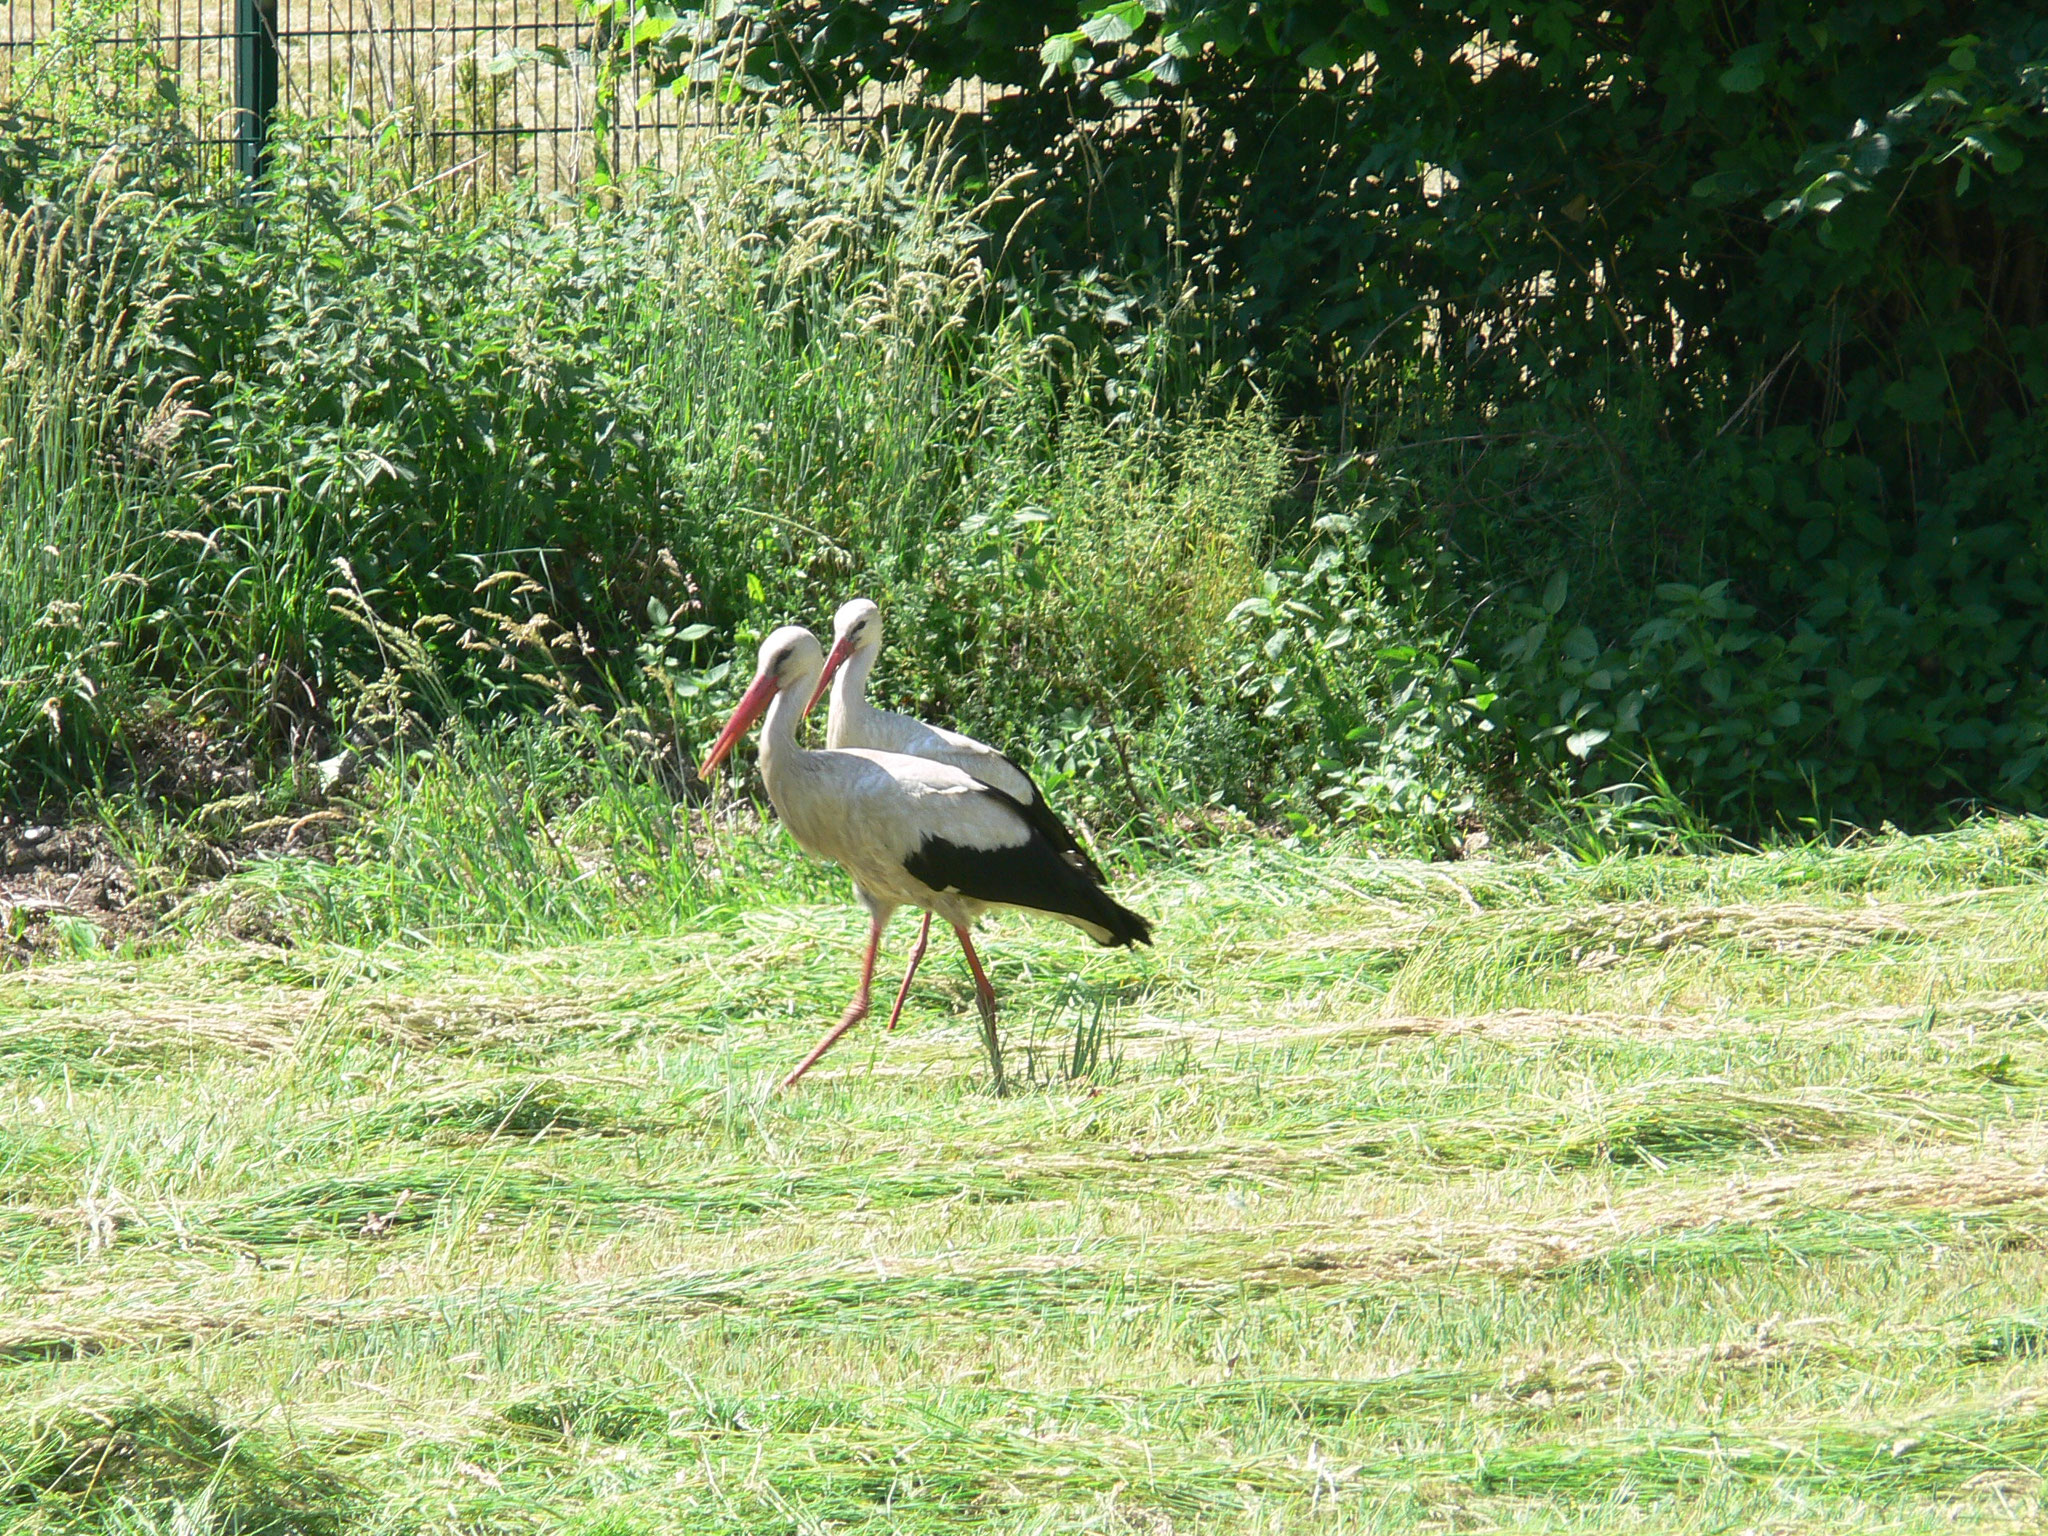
<box><xmin>1227</xmin><ymin>514</ymin><xmax>1490</xmax><ymax>845</ymax></box>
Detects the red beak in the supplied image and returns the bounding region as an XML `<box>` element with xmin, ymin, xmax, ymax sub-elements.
<box><xmin>698</xmin><ymin>669</ymin><xmax>781</xmax><ymax>781</ymax></box>
<box><xmin>804</xmin><ymin>634</ymin><xmax>856</xmax><ymax>717</ymax></box>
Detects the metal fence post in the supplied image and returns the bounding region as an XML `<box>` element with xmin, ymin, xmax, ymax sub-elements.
<box><xmin>235</xmin><ymin>0</ymin><xmax>278</xmax><ymax>179</ymax></box>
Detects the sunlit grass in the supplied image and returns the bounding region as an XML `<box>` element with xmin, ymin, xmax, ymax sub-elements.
<box><xmin>4</xmin><ymin>822</ymin><xmax>2048</xmax><ymax>1531</ymax></box>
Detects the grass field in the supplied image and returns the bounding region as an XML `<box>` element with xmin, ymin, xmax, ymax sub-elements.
<box><xmin>6</xmin><ymin>818</ymin><xmax>2048</xmax><ymax>1533</ymax></box>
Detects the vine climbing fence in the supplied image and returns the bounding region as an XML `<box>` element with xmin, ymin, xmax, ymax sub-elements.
<box><xmin>0</xmin><ymin>0</ymin><xmax>951</xmax><ymax>198</ymax></box>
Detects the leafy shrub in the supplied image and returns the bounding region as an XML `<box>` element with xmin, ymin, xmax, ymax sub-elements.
<box><xmin>596</xmin><ymin>1</ymin><xmax>2048</xmax><ymax>835</ymax></box>
<box><xmin>1221</xmin><ymin>508</ymin><xmax>1491</xmax><ymax>851</ymax></box>
<box><xmin>1388</xmin><ymin>390</ymin><xmax>2048</xmax><ymax>830</ymax></box>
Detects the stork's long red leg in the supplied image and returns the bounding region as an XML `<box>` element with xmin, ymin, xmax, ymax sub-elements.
<box><xmin>883</xmin><ymin>910</ymin><xmax>932</xmax><ymax>1033</ymax></box>
<box><xmin>781</xmin><ymin>912</ymin><xmax>886</xmax><ymax>1090</ymax></box>
<box><xmin>952</xmin><ymin>924</ymin><xmax>1005</xmax><ymax>1091</ymax></box>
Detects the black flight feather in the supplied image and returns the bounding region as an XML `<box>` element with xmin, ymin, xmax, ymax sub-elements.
<box><xmin>995</xmin><ymin>750</ymin><xmax>1106</xmax><ymax>886</ymax></box>
<box><xmin>902</xmin><ymin>789</ymin><xmax>1151</xmax><ymax>949</ymax></box>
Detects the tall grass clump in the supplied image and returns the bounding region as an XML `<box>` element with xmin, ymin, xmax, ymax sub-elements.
<box><xmin>193</xmin><ymin>587</ymin><xmax>826</xmax><ymax>947</ymax></box>
<box><xmin>618</xmin><ymin>132</ymin><xmax>997</xmax><ymax>582</ymax></box>
<box><xmin>0</xmin><ymin>180</ymin><xmax>188</xmax><ymax>793</ymax></box>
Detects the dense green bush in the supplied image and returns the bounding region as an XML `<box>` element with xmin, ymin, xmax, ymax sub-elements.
<box><xmin>1357</xmin><ymin>382</ymin><xmax>2048</xmax><ymax>828</ymax></box>
<box><xmin>3</xmin><ymin>33</ymin><xmax>1470</xmax><ymax>847</ymax></box>
<box><xmin>27</xmin><ymin>0</ymin><xmax>2046</xmax><ymax>849</ymax></box>
<box><xmin>603</xmin><ymin>0</ymin><xmax>2048</xmax><ymax>832</ymax></box>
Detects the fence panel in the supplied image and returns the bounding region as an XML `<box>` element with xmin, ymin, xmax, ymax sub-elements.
<box><xmin>0</xmin><ymin>0</ymin><xmax>767</xmax><ymax>198</ymax></box>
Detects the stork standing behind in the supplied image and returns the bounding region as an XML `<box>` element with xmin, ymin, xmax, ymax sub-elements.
<box><xmin>699</xmin><ymin>626</ymin><xmax>1151</xmax><ymax>1090</ymax></box>
<box><xmin>806</xmin><ymin>597</ymin><xmax>1115</xmax><ymax>1038</ymax></box>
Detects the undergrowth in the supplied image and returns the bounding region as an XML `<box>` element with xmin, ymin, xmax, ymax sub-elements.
<box><xmin>0</xmin><ymin>124</ymin><xmax>1491</xmax><ymax>856</ymax></box>
<box><xmin>0</xmin><ymin>7</ymin><xmax>1500</xmax><ymax>869</ymax></box>
<box><xmin>6</xmin><ymin>0</ymin><xmax>2041</xmax><ymax>955</ymax></box>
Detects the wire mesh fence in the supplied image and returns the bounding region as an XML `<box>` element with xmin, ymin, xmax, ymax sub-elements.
<box><xmin>0</xmin><ymin>0</ymin><xmax>991</xmax><ymax>198</ymax></box>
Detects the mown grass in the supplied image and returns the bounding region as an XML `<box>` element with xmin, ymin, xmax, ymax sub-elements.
<box><xmin>4</xmin><ymin>820</ymin><xmax>2048</xmax><ymax>1532</ymax></box>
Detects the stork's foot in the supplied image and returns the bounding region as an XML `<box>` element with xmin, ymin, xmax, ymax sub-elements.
<box><xmin>951</xmin><ymin>923</ymin><xmax>1006</xmax><ymax>1094</ymax></box>
<box><xmin>779</xmin><ymin>999</ymin><xmax>869</xmax><ymax>1090</ymax></box>
<box><xmin>976</xmin><ymin>1005</ymin><xmax>1008</xmax><ymax>1097</ymax></box>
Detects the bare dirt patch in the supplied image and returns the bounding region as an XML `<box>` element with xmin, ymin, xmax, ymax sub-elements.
<box><xmin>1</xmin><ymin>818</ymin><xmax>144</xmax><ymax>963</ymax></box>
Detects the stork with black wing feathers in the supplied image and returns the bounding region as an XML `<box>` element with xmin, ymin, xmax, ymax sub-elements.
<box><xmin>804</xmin><ymin>596</ymin><xmax>1119</xmax><ymax>1045</ymax></box>
<box><xmin>700</xmin><ymin>626</ymin><xmax>1150</xmax><ymax>1090</ymax></box>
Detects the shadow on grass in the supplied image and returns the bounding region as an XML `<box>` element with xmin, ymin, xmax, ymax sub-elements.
<box><xmin>1</xmin><ymin>1399</ymin><xmax>347</xmax><ymax>1532</ymax></box>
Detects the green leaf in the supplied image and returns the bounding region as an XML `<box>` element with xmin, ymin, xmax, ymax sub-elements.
<box><xmin>1850</xmin><ymin>128</ymin><xmax>1892</xmax><ymax>178</ymax></box>
<box><xmin>1081</xmin><ymin>2</ymin><xmax>1145</xmax><ymax>45</ymax></box>
<box><xmin>627</xmin><ymin>14</ymin><xmax>678</xmax><ymax>48</ymax></box>
<box><xmin>1040</xmin><ymin>32</ymin><xmax>1085</xmax><ymax>73</ymax></box>
<box><xmin>1801</xmin><ymin>173</ymin><xmax>1851</xmax><ymax>215</ymax></box>
<box><xmin>1690</xmin><ymin>169</ymin><xmax>1753</xmax><ymax>202</ymax></box>
<box><xmin>677</xmin><ymin>623</ymin><xmax>714</xmax><ymax>642</ymax></box>
<box><xmin>1541</xmin><ymin>570</ymin><xmax>1569</xmax><ymax>615</ymax></box>
<box><xmin>1179</xmin><ymin>10</ymin><xmax>1242</xmax><ymax>54</ymax></box>
<box><xmin>1719</xmin><ymin>58</ymin><xmax>1767</xmax><ymax>94</ymax></box>
<box><xmin>1566</xmin><ymin>726</ymin><xmax>1611</xmax><ymax>758</ymax></box>
<box><xmin>1959</xmin><ymin>128</ymin><xmax>2022</xmax><ymax>175</ymax></box>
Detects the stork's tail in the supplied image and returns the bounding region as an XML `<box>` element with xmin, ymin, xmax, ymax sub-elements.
<box><xmin>1076</xmin><ymin>883</ymin><xmax>1152</xmax><ymax>949</ymax></box>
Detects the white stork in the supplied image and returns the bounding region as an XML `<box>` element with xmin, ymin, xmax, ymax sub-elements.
<box><xmin>699</xmin><ymin>626</ymin><xmax>1152</xmax><ymax>1090</ymax></box>
<box><xmin>805</xmin><ymin>596</ymin><xmax>1113</xmax><ymax>1036</ymax></box>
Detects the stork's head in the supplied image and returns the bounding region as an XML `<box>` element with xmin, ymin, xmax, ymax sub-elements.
<box><xmin>806</xmin><ymin>596</ymin><xmax>882</xmax><ymax>714</ymax></box>
<box><xmin>699</xmin><ymin>625</ymin><xmax>823</xmax><ymax>780</ymax></box>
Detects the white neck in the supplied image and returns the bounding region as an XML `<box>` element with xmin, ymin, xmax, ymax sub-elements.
<box><xmin>757</xmin><ymin>665</ymin><xmax>817</xmax><ymax>788</ymax></box>
<box><xmin>827</xmin><ymin>641</ymin><xmax>881</xmax><ymax>737</ymax></box>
